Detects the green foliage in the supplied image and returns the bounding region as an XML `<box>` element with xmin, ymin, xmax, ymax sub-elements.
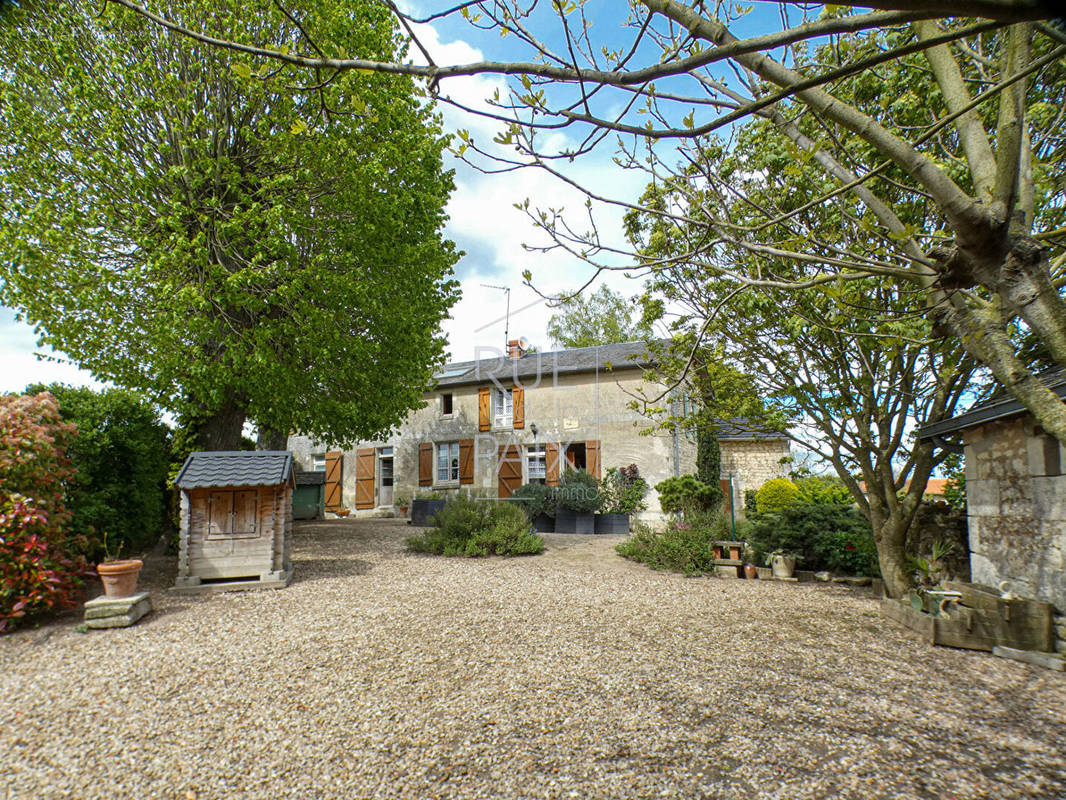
<box><xmin>794</xmin><ymin>475</ymin><xmax>852</xmax><ymax>506</ymax></box>
<box><xmin>0</xmin><ymin>392</ymin><xmax>93</xmax><ymax>632</ymax></box>
<box><xmin>615</xmin><ymin>511</ymin><xmax>730</xmax><ymax>576</ymax></box>
<box><xmin>556</xmin><ymin>469</ymin><xmax>602</xmax><ymax>513</ymax></box>
<box><xmin>598</xmin><ymin>465</ymin><xmax>648</xmax><ymax>515</ymax></box>
<box><xmin>0</xmin><ymin>0</ymin><xmax>459</xmax><ymax>448</ymax></box>
<box><xmin>655</xmin><ymin>474</ymin><xmax>721</xmax><ymax>515</ymax></box>
<box><xmin>744</xmin><ymin>488</ymin><xmax>758</xmax><ymax>516</ymax></box>
<box><xmin>30</xmin><ymin>383</ymin><xmax>170</xmax><ymax>556</ymax></box>
<box><xmin>696</xmin><ymin>426</ymin><xmax>720</xmax><ymax>485</ymax></box>
<box><xmin>509</xmin><ymin>482</ymin><xmax>557</xmax><ymax>519</ymax></box>
<box><xmin>754</xmin><ymin>478</ymin><xmax>800</xmax><ymax>514</ymax></box>
<box><xmin>406</xmin><ymin>496</ymin><xmax>544</xmax><ymax>557</ymax></box>
<box><xmin>941</xmin><ymin>453</ymin><xmax>966</xmax><ymax>512</ymax></box>
<box><xmin>744</xmin><ymin>505</ymin><xmax>878</xmax><ymax>576</ymax></box>
<box><xmin>546</xmin><ymin>285</ymin><xmax>652</xmax><ymax>349</ymax></box>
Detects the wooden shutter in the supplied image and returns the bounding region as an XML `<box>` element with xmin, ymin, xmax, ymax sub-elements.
<box><xmin>233</xmin><ymin>490</ymin><xmax>259</xmax><ymax>536</ymax></box>
<box><xmin>512</xmin><ymin>385</ymin><xmax>524</xmax><ymax>429</ymax></box>
<box><xmin>355</xmin><ymin>448</ymin><xmax>375</xmax><ymax>510</ymax></box>
<box><xmin>478</xmin><ymin>387</ymin><xmax>491</xmax><ymax>431</ymax></box>
<box><xmin>207</xmin><ymin>490</ymin><xmax>233</xmax><ymax>536</ymax></box>
<box><xmin>418</xmin><ymin>442</ymin><xmax>433</xmax><ymax>486</ymax></box>
<box><xmin>720</xmin><ymin>479</ymin><xmax>733</xmax><ymax>517</ymax></box>
<box><xmin>586</xmin><ymin>440</ymin><xmax>601</xmax><ymax>480</ymax></box>
<box><xmin>545</xmin><ymin>442</ymin><xmax>560</xmax><ymax>487</ymax></box>
<box><xmin>324</xmin><ymin>451</ymin><xmax>343</xmax><ymax>511</ymax></box>
<box><xmin>497</xmin><ymin>445</ymin><xmax>523</xmax><ymax>499</ymax></box>
<box><xmin>459</xmin><ymin>439</ymin><xmax>474</xmax><ymax>485</ymax></box>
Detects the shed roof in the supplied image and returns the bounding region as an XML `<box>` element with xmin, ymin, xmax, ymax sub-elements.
<box><xmin>918</xmin><ymin>368</ymin><xmax>1066</xmax><ymax>440</ymax></box>
<box><xmin>432</xmin><ymin>341</ymin><xmax>653</xmax><ymax>388</ymax></box>
<box><xmin>175</xmin><ymin>450</ymin><xmax>294</xmax><ymax>489</ymax></box>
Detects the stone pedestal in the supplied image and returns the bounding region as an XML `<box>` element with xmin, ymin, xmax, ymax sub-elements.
<box><xmin>84</xmin><ymin>591</ymin><xmax>152</xmax><ymax>629</ymax></box>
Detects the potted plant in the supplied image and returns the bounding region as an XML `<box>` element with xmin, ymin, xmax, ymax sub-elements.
<box><xmin>766</xmin><ymin>549</ymin><xmax>799</xmax><ymax>579</ymax></box>
<box><xmin>555</xmin><ymin>469</ymin><xmax>601</xmax><ymax>534</ymax></box>
<box><xmin>410</xmin><ymin>490</ymin><xmax>447</xmax><ymax>527</ymax></box>
<box><xmin>395</xmin><ymin>492</ymin><xmax>411</xmax><ymax>518</ymax></box>
<box><xmin>510</xmin><ymin>483</ymin><xmax>556</xmax><ymax>532</ymax></box>
<box><xmin>595</xmin><ymin>464</ymin><xmax>648</xmax><ymax>534</ymax></box>
<box><xmin>743</xmin><ymin>545</ymin><xmax>758</xmax><ymax>580</ymax></box>
<box><xmin>96</xmin><ymin>533</ymin><xmax>143</xmax><ymax>599</ymax></box>
<box><xmin>335</xmin><ymin>508</ymin><xmax>351</xmax><ymax>517</ymax></box>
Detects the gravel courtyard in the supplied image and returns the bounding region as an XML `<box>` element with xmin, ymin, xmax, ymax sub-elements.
<box><xmin>2</xmin><ymin>519</ymin><xmax>1064</xmax><ymax>799</ymax></box>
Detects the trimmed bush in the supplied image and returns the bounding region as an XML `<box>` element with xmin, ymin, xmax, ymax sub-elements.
<box><xmin>509</xmin><ymin>482</ymin><xmax>556</xmax><ymax>519</ymax></box>
<box><xmin>406</xmin><ymin>496</ymin><xmax>545</xmax><ymax>557</ymax></box>
<box><xmin>615</xmin><ymin>511</ymin><xmax>731</xmax><ymax>576</ymax></box>
<box><xmin>556</xmin><ymin>469</ymin><xmax>602</xmax><ymax>513</ymax></box>
<box><xmin>32</xmin><ymin>384</ymin><xmax>171</xmax><ymax>556</ymax></box>
<box><xmin>0</xmin><ymin>392</ymin><xmax>93</xmax><ymax>632</ymax></box>
<box><xmin>744</xmin><ymin>504</ymin><xmax>878</xmax><ymax>576</ymax></box>
<box><xmin>654</xmin><ymin>474</ymin><xmax>721</xmax><ymax>514</ymax></box>
<box><xmin>794</xmin><ymin>475</ymin><xmax>852</xmax><ymax>506</ymax></box>
<box><xmin>754</xmin><ymin>478</ymin><xmax>799</xmax><ymax>513</ymax></box>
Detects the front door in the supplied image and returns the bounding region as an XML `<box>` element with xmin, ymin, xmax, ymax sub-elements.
<box><xmin>378</xmin><ymin>447</ymin><xmax>394</xmax><ymax>506</ymax></box>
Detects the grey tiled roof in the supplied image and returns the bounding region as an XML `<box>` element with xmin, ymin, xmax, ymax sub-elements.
<box><xmin>716</xmin><ymin>419</ymin><xmax>788</xmax><ymax>441</ymax></box>
<box><xmin>175</xmin><ymin>451</ymin><xmax>294</xmax><ymax>489</ymax></box>
<box><xmin>433</xmin><ymin>341</ymin><xmax>653</xmax><ymax>388</ymax></box>
<box><xmin>918</xmin><ymin>368</ymin><xmax>1066</xmax><ymax>440</ymax></box>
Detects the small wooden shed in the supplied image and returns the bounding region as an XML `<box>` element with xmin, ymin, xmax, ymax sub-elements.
<box><xmin>174</xmin><ymin>450</ymin><xmax>295</xmax><ymax>592</ymax></box>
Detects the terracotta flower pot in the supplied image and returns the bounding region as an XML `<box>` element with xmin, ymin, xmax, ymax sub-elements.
<box><xmin>97</xmin><ymin>559</ymin><xmax>143</xmax><ymax>599</ymax></box>
<box><xmin>398</xmin><ymin>506</ymin><xmax>409</xmax><ymax>516</ymax></box>
<box><xmin>744</xmin><ymin>563</ymin><xmax>758</xmax><ymax>580</ymax></box>
<box><xmin>335</xmin><ymin>509</ymin><xmax>351</xmax><ymax>517</ymax></box>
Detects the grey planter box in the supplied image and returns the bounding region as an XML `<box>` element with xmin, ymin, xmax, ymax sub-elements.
<box><xmin>555</xmin><ymin>508</ymin><xmax>595</xmax><ymax>535</ymax></box>
<box><xmin>594</xmin><ymin>513</ymin><xmax>630</xmax><ymax>535</ymax></box>
<box><xmin>410</xmin><ymin>498</ymin><xmax>446</xmax><ymax>527</ymax></box>
<box><xmin>532</xmin><ymin>513</ymin><xmax>555</xmax><ymax>533</ymax></box>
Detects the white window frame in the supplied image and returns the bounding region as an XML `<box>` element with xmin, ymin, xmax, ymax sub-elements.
<box><xmin>311</xmin><ymin>454</ymin><xmax>326</xmax><ymax>473</ymax></box>
<box><xmin>436</xmin><ymin>441</ymin><xmax>460</xmax><ymax>484</ymax></box>
<box><xmin>526</xmin><ymin>443</ymin><xmax>547</xmax><ymax>482</ymax></box>
<box><xmin>493</xmin><ymin>387</ymin><xmax>513</xmax><ymax>429</ymax></box>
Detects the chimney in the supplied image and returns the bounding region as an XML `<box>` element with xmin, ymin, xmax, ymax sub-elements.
<box><xmin>507</xmin><ymin>338</ymin><xmax>525</xmax><ymax>359</ymax></box>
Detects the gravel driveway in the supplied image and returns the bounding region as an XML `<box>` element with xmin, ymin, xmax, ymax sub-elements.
<box><xmin>2</xmin><ymin>519</ymin><xmax>1064</xmax><ymax>799</ymax></box>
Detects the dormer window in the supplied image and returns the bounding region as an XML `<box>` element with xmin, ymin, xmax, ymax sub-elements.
<box><xmin>493</xmin><ymin>387</ymin><xmax>513</xmax><ymax>428</ymax></box>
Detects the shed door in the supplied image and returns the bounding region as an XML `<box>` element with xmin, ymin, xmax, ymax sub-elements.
<box><xmin>233</xmin><ymin>490</ymin><xmax>259</xmax><ymax>536</ymax></box>
<box><xmin>207</xmin><ymin>491</ymin><xmax>233</xmax><ymax>536</ymax></box>
<box><xmin>324</xmin><ymin>451</ymin><xmax>343</xmax><ymax>511</ymax></box>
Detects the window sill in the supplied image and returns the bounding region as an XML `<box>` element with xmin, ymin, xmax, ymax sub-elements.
<box><xmin>434</xmin><ymin>480</ymin><xmax>460</xmax><ymax>489</ymax></box>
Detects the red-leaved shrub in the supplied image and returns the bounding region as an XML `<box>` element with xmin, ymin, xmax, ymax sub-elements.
<box><xmin>0</xmin><ymin>392</ymin><xmax>92</xmax><ymax>632</ymax></box>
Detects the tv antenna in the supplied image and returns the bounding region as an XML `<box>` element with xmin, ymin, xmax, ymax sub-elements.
<box><xmin>481</xmin><ymin>283</ymin><xmax>511</xmax><ymax>349</ymax></box>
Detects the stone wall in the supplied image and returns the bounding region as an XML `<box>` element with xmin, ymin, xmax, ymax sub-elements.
<box><xmin>288</xmin><ymin>366</ymin><xmax>789</xmax><ymax>524</ymax></box>
<box><xmin>964</xmin><ymin>416</ymin><xmax>1066</xmax><ymax>612</ymax></box>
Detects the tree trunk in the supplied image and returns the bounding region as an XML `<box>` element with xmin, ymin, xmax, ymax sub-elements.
<box><xmin>874</xmin><ymin>520</ymin><xmax>912</xmax><ymax>599</ymax></box>
<box><xmin>256</xmin><ymin>426</ymin><xmax>290</xmax><ymax>451</ymax></box>
<box><xmin>191</xmin><ymin>400</ymin><xmax>246</xmax><ymax>451</ymax></box>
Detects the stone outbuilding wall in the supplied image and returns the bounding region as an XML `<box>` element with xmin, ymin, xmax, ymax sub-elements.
<box><xmin>964</xmin><ymin>416</ymin><xmax>1066</xmax><ymax>612</ymax></box>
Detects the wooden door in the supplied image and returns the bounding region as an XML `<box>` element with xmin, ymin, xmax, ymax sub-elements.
<box><xmin>324</xmin><ymin>451</ymin><xmax>343</xmax><ymax>511</ymax></box>
<box><xmin>497</xmin><ymin>444</ymin><xmax>523</xmax><ymax>499</ymax></box>
<box><xmin>720</xmin><ymin>479</ymin><xmax>733</xmax><ymax>516</ymax></box>
<box><xmin>207</xmin><ymin>491</ymin><xmax>233</xmax><ymax>537</ymax></box>
<box><xmin>233</xmin><ymin>490</ymin><xmax>259</xmax><ymax>536</ymax></box>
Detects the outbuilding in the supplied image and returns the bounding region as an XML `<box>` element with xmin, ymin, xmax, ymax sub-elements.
<box><xmin>174</xmin><ymin>450</ymin><xmax>295</xmax><ymax>592</ymax></box>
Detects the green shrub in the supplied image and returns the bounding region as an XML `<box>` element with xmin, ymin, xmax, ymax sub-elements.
<box><xmin>744</xmin><ymin>488</ymin><xmax>758</xmax><ymax>516</ymax></box>
<box><xmin>744</xmin><ymin>504</ymin><xmax>878</xmax><ymax>576</ymax></box>
<box><xmin>654</xmin><ymin>474</ymin><xmax>722</xmax><ymax>514</ymax></box>
<box><xmin>615</xmin><ymin>511</ymin><xmax>730</xmax><ymax>576</ymax></box>
<box><xmin>31</xmin><ymin>384</ymin><xmax>171</xmax><ymax>556</ymax></box>
<box><xmin>406</xmin><ymin>496</ymin><xmax>545</xmax><ymax>557</ymax></box>
<box><xmin>1</xmin><ymin>392</ymin><xmax>94</xmax><ymax>633</ymax></box>
<box><xmin>509</xmin><ymin>482</ymin><xmax>556</xmax><ymax>519</ymax></box>
<box><xmin>794</xmin><ymin>475</ymin><xmax>852</xmax><ymax>506</ymax></box>
<box><xmin>556</xmin><ymin>469</ymin><xmax>602</xmax><ymax>513</ymax></box>
<box><xmin>599</xmin><ymin>465</ymin><xmax>648</xmax><ymax>515</ymax></box>
<box><xmin>754</xmin><ymin>478</ymin><xmax>799</xmax><ymax>513</ymax></box>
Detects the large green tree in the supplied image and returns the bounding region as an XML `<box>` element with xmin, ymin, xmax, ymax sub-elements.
<box><xmin>0</xmin><ymin>0</ymin><xmax>459</xmax><ymax>449</ymax></box>
<box><xmin>546</xmin><ymin>285</ymin><xmax>653</xmax><ymax>349</ymax></box>
<box><xmin>104</xmin><ymin>1</ymin><xmax>1066</xmax><ymax>445</ymax></box>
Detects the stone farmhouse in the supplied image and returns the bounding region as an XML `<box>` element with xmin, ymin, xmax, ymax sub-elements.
<box><xmin>919</xmin><ymin>369</ymin><xmax>1066</xmax><ymax>613</ymax></box>
<box><xmin>287</xmin><ymin>341</ymin><xmax>789</xmax><ymax>521</ymax></box>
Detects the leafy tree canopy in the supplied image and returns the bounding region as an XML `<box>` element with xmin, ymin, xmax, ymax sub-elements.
<box><xmin>547</xmin><ymin>285</ymin><xmax>652</xmax><ymax>349</ymax></box>
<box><xmin>0</xmin><ymin>0</ymin><xmax>460</xmax><ymax>449</ymax></box>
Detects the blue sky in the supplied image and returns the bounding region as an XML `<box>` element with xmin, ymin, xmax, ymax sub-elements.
<box><xmin>0</xmin><ymin>1</ymin><xmax>810</xmax><ymax>393</ymax></box>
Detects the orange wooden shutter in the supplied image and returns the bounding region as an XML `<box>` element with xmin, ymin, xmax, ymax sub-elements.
<box><xmin>478</xmin><ymin>387</ymin><xmax>491</xmax><ymax>431</ymax></box>
<box><xmin>497</xmin><ymin>444</ymin><xmax>523</xmax><ymax>499</ymax></box>
<box><xmin>545</xmin><ymin>442</ymin><xmax>560</xmax><ymax>487</ymax></box>
<box><xmin>459</xmin><ymin>439</ymin><xmax>474</xmax><ymax>485</ymax></box>
<box><xmin>586</xmin><ymin>440</ymin><xmax>601</xmax><ymax>480</ymax></box>
<box><xmin>418</xmin><ymin>443</ymin><xmax>433</xmax><ymax>486</ymax></box>
<box><xmin>720</xmin><ymin>479</ymin><xmax>733</xmax><ymax>517</ymax></box>
<box><xmin>324</xmin><ymin>451</ymin><xmax>343</xmax><ymax>511</ymax></box>
<box><xmin>512</xmin><ymin>385</ymin><xmax>524</xmax><ymax>429</ymax></box>
<box><xmin>355</xmin><ymin>448</ymin><xmax>375</xmax><ymax>509</ymax></box>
